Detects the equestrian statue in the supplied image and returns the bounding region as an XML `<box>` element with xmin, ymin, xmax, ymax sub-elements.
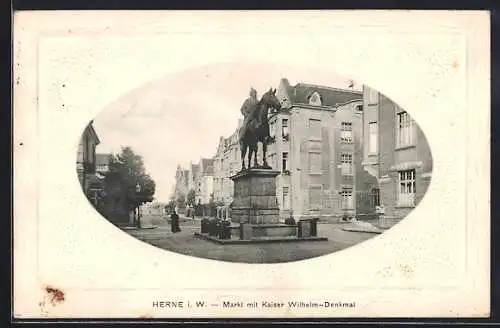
<box><xmin>238</xmin><ymin>87</ymin><xmax>282</xmax><ymax>171</ymax></box>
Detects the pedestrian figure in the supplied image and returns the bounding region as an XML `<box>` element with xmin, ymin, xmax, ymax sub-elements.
<box><xmin>170</xmin><ymin>209</ymin><xmax>181</xmax><ymax>233</ymax></box>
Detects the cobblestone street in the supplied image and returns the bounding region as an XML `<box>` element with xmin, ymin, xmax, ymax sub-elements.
<box><xmin>123</xmin><ymin>215</ymin><xmax>379</xmax><ymax>263</ymax></box>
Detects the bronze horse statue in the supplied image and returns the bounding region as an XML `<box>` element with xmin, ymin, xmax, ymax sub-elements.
<box><xmin>239</xmin><ymin>88</ymin><xmax>282</xmax><ymax>171</ymax></box>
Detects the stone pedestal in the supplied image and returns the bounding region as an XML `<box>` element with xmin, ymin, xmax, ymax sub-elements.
<box><xmin>240</xmin><ymin>223</ymin><xmax>253</xmax><ymax>240</ymax></box>
<box><xmin>194</xmin><ymin>168</ymin><xmax>328</xmax><ymax>244</ymax></box>
<box><xmin>230</xmin><ymin>169</ymin><xmax>280</xmax><ymax>224</ymax></box>
<box><xmin>297</xmin><ymin>220</ymin><xmax>312</xmax><ymax>238</ymax></box>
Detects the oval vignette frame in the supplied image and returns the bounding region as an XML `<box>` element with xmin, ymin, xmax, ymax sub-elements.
<box><xmin>75</xmin><ymin>61</ymin><xmax>433</xmax><ymax>264</ymax></box>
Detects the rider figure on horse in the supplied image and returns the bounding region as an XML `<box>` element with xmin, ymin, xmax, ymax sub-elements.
<box><xmin>238</xmin><ymin>86</ymin><xmax>281</xmax><ymax>171</ymax></box>
<box><xmin>239</xmin><ymin>87</ymin><xmax>259</xmax><ymax>138</ymax></box>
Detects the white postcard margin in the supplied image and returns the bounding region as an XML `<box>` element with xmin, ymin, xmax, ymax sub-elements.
<box><xmin>13</xmin><ymin>10</ymin><xmax>490</xmax><ymax>318</ymax></box>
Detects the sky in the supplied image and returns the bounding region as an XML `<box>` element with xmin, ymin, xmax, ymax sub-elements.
<box><xmin>92</xmin><ymin>62</ymin><xmax>362</xmax><ymax>202</ymax></box>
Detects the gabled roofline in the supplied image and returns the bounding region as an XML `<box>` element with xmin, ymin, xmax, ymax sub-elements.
<box><xmin>86</xmin><ymin>121</ymin><xmax>101</xmax><ymax>145</ymax></box>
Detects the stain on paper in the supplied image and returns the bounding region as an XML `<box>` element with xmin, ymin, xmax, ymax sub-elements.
<box><xmin>45</xmin><ymin>286</ymin><xmax>65</xmax><ymax>305</ymax></box>
<box><xmin>38</xmin><ymin>285</ymin><xmax>65</xmax><ymax>316</ymax></box>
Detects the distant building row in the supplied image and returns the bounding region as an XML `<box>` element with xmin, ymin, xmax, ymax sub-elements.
<box><xmin>173</xmin><ymin>158</ymin><xmax>215</xmax><ymax>206</ymax></box>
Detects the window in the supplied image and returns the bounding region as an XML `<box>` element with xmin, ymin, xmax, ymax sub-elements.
<box><xmin>398</xmin><ymin>169</ymin><xmax>416</xmax><ymax>207</ymax></box>
<box><xmin>269</xmin><ymin>121</ymin><xmax>276</xmax><ymax>138</ymax></box>
<box><xmin>308</xmin><ymin>152</ymin><xmax>322</xmax><ymax>175</ymax></box>
<box><xmin>282</xmin><ymin>152</ymin><xmax>288</xmax><ymax>172</ymax></box>
<box><xmin>309</xmin><ymin>185</ymin><xmax>322</xmax><ymax>209</ymax></box>
<box><xmin>77</xmin><ymin>142</ymin><xmax>84</xmax><ymax>163</ymax></box>
<box><xmin>396</xmin><ymin>111</ymin><xmax>415</xmax><ymax>148</ymax></box>
<box><xmin>341</xmin><ymin>153</ymin><xmax>353</xmax><ymax>176</ymax></box>
<box><xmin>282</xmin><ymin>119</ymin><xmax>289</xmax><ymax>138</ymax></box>
<box><xmin>371</xmin><ymin>188</ymin><xmax>380</xmax><ymax>207</ymax></box>
<box><xmin>309</xmin><ymin>119</ymin><xmax>322</xmax><ymax>140</ymax></box>
<box><xmin>369</xmin><ymin>122</ymin><xmax>378</xmax><ymax>154</ymax></box>
<box><xmin>283</xmin><ymin>186</ymin><xmax>291</xmax><ymax>209</ymax></box>
<box><xmin>341</xmin><ymin>122</ymin><xmax>353</xmax><ymax>143</ymax></box>
<box><xmin>341</xmin><ymin>189</ymin><xmax>354</xmax><ymax>209</ymax></box>
<box><xmin>367</xmin><ymin>88</ymin><xmax>378</xmax><ymax>104</ymax></box>
<box><xmin>309</xmin><ymin>92</ymin><xmax>322</xmax><ymax>106</ymax></box>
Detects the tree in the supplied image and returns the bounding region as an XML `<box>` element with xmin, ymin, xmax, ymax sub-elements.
<box><xmin>208</xmin><ymin>193</ymin><xmax>217</xmax><ymax>217</ymax></box>
<box><xmin>102</xmin><ymin>147</ymin><xmax>156</xmax><ymax>223</ymax></box>
<box><xmin>187</xmin><ymin>189</ymin><xmax>196</xmax><ymax>206</ymax></box>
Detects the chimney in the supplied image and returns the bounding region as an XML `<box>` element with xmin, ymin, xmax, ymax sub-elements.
<box><xmin>280</xmin><ymin>77</ymin><xmax>291</xmax><ymax>88</ymax></box>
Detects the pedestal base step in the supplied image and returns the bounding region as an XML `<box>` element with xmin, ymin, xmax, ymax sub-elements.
<box><xmin>232</xmin><ymin>224</ymin><xmax>298</xmax><ymax>239</ymax></box>
<box><xmin>194</xmin><ymin>232</ymin><xmax>328</xmax><ymax>245</ymax></box>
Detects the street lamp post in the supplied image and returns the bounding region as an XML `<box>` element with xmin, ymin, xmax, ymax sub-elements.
<box><xmin>135</xmin><ymin>182</ymin><xmax>142</xmax><ymax>228</ymax></box>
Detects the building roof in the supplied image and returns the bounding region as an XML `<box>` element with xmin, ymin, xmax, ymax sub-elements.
<box><xmin>84</xmin><ymin>121</ymin><xmax>101</xmax><ymax>145</ymax></box>
<box><xmin>200</xmin><ymin>158</ymin><xmax>214</xmax><ymax>175</ymax></box>
<box><xmin>191</xmin><ymin>163</ymin><xmax>200</xmax><ymax>174</ymax></box>
<box><xmin>280</xmin><ymin>78</ymin><xmax>362</xmax><ymax>107</ymax></box>
<box><xmin>95</xmin><ymin>153</ymin><xmax>112</xmax><ymax>166</ymax></box>
<box><xmin>215</xmin><ymin>137</ymin><xmax>226</xmax><ymax>157</ymax></box>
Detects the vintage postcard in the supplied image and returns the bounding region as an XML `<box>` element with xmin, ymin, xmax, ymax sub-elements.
<box><xmin>13</xmin><ymin>10</ymin><xmax>490</xmax><ymax>319</ymax></box>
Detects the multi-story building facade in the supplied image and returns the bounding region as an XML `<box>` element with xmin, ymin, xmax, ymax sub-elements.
<box><xmin>213</xmin><ymin>119</ymin><xmax>242</xmax><ymax>218</ymax></box>
<box><xmin>76</xmin><ymin>121</ymin><xmax>108</xmax><ymax>210</ymax></box>
<box><xmin>361</xmin><ymin>85</ymin><xmax>433</xmax><ymax>227</ymax></box>
<box><xmin>76</xmin><ymin>121</ymin><xmax>101</xmax><ymax>192</ymax></box>
<box><xmin>213</xmin><ymin>138</ymin><xmax>226</xmax><ymax>203</ymax></box>
<box><xmin>266</xmin><ymin>78</ymin><xmax>367</xmax><ymax>222</ymax></box>
<box><xmin>173</xmin><ymin>165</ymin><xmax>190</xmax><ymax>201</ymax></box>
<box><xmin>175</xmin><ymin>157</ymin><xmax>216</xmax><ymax>207</ymax></box>
<box><xmin>195</xmin><ymin>158</ymin><xmax>215</xmax><ymax>205</ymax></box>
<box><xmin>187</xmin><ymin>163</ymin><xmax>199</xmax><ymax>194</ymax></box>
<box><xmin>84</xmin><ymin>153</ymin><xmax>112</xmax><ymax>209</ymax></box>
